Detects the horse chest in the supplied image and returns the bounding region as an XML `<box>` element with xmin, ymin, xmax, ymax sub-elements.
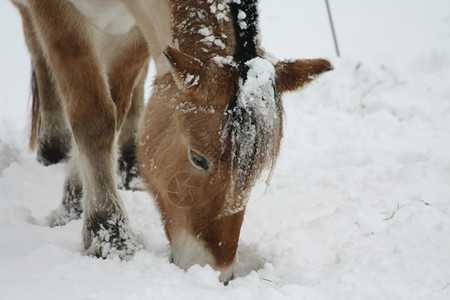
<box><xmin>67</xmin><ymin>0</ymin><xmax>135</xmax><ymax>36</ymax></box>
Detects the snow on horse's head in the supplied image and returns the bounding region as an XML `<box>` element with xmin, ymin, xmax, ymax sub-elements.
<box><xmin>138</xmin><ymin>0</ymin><xmax>332</xmax><ymax>282</ymax></box>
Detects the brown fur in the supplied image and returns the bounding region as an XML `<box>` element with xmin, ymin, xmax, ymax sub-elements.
<box><xmin>13</xmin><ymin>0</ymin><xmax>331</xmax><ymax>282</ymax></box>
<box><xmin>275</xmin><ymin>59</ymin><xmax>333</xmax><ymax>93</ymax></box>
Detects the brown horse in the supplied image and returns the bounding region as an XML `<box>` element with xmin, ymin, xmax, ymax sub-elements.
<box><xmin>12</xmin><ymin>0</ymin><xmax>332</xmax><ymax>282</ymax></box>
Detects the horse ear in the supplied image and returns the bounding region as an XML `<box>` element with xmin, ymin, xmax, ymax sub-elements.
<box><xmin>163</xmin><ymin>46</ymin><xmax>205</xmax><ymax>93</ymax></box>
<box><xmin>275</xmin><ymin>58</ymin><xmax>333</xmax><ymax>94</ymax></box>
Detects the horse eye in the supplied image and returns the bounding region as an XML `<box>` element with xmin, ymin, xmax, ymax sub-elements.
<box><xmin>188</xmin><ymin>149</ymin><xmax>211</xmax><ymax>171</ymax></box>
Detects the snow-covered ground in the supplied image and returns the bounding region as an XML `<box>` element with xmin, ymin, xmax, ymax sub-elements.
<box><xmin>1</xmin><ymin>0</ymin><xmax>450</xmax><ymax>299</ymax></box>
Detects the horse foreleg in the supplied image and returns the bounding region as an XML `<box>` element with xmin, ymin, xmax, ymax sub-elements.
<box><xmin>47</xmin><ymin>149</ymin><xmax>82</xmax><ymax>226</ymax></box>
<box><xmin>107</xmin><ymin>30</ymin><xmax>149</xmax><ymax>191</ymax></box>
<box><xmin>13</xmin><ymin>2</ymin><xmax>71</xmax><ymax>165</ymax></box>
<box><xmin>118</xmin><ymin>66</ymin><xmax>147</xmax><ymax>190</ymax></box>
<box><xmin>27</xmin><ymin>0</ymin><xmax>139</xmax><ymax>258</ymax></box>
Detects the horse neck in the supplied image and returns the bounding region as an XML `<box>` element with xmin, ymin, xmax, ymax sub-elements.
<box><xmin>169</xmin><ymin>0</ymin><xmax>235</xmax><ymax>62</ymax></box>
<box><xmin>125</xmin><ymin>0</ymin><xmax>235</xmax><ymax>75</ymax></box>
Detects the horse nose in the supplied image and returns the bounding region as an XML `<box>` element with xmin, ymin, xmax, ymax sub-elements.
<box><xmin>169</xmin><ymin>230</ymin><xmax>238</xmax><ymax>282</ymax></box>
<box><xmin>218</xmin><ymin>261</ymin><xmax>237</xmax><ymax>283</ymax></box>
<box><xmin>222</xmin><ymin>272</ymin><xmax>235</xmax><ymax>286</ymax></box>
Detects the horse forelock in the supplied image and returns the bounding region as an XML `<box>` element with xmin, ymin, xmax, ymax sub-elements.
<box><xmin>219</xmin><ymin>0</ymin><xmax>283</xmax><ymax>217</ymax></box>
<box><xmin>219</xmin><ymin>58</ymin><xmax>283</xmax><ymax>216</ymax></box>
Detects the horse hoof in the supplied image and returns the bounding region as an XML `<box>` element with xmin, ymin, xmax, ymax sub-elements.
<box><xmin>37</xmin><ymin>139</ymin><xmax>69</xmax><ymax>166</ymax></box>
<box><xmin>118</xmin><ymin>148</ymin><xmax>144</xmax><ymax>191</ymax></box>
<box><xmin>83</xmin><ymin>213</ymin><xmax>141</xmax><ymax>260</ymax></box>
<box><xmin>118</xmin><ymin>165</ymin><xmax>144</xmax><ymax>191</ymax></box>
<box><xmin>84</xmin><ymin>237</ymin><xmax>142</xmax><ymax>260</ymax></box>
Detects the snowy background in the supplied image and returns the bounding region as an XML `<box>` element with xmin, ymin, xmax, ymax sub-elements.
<box><xmin>1</xmin><ymin>0</ymin><xmax>450</xmax><ymax>299</ymax></box>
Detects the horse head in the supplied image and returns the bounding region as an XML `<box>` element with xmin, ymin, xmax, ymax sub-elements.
<box><xmin>138</xmin><ymin>0</ymin><xmax>332</xmax><ymax>282</ymax></box>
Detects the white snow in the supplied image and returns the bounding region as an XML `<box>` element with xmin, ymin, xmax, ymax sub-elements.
<box><xmin>198</xmin><ymin>27</ymin><xmax>212</xmax><ymax>37</ymax></box>
<box><xmin>1</xmin><ymin>0</ymin><xmax>450</xmax><ymax>299</ymax></box>
<box><xmin>199</xmin><ymin>25</ymin><xmax>227</xmax><ymax>50</ymax></box>
<box><xmin>183</xmin><ymin>73</ymin><xmax>200</xmax><ymax>88</ymax></box>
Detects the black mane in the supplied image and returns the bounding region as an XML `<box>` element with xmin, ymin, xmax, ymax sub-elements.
<box><xmin>229</xmin><ymin>0</ymin><xmax>259</xmax><ymax>81</ymax></box>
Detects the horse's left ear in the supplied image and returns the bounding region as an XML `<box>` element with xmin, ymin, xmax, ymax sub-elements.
<box><xmin>163</xmin><ymin>46</ymin><xmax>205</xmax><ymax>93</ymax></box>
<box><xmin>275</xmin><ymin>58</ymin><xmax>333</xmax><ymax>94</ymax></box>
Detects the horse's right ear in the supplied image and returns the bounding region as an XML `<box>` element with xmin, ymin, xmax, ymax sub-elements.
<box><xmin>275</xmin><ymin>58</ymin><xmax>333</xmax><ymax>94</ymax></box>
<box><xmin>163</xmin><ymin>46</ymin><xmax>205</xmax><ymax>93</ymax></box>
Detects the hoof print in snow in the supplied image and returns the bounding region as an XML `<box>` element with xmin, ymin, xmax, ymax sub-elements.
<box><xmin>46</xmin><ymin>204</ymin><xmax>82</xmax><ymax>227</ymax></box>
<box><xmin>47</xmin><ymin>180</ymin><xmax>82</xmax><ymax>227</ymax></box>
